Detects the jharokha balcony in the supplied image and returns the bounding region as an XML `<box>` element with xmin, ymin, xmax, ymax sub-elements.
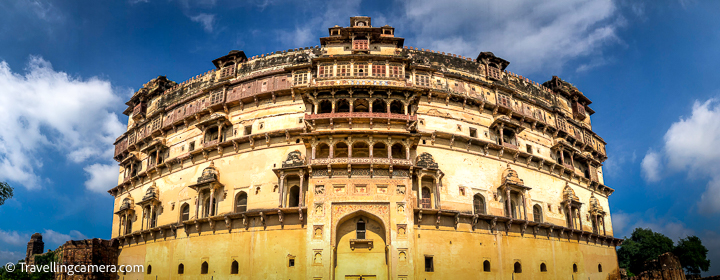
<box><xmin>304</xmin><ymin>112</ymin><xmax>417</xmax><ymax>121</ymax></box>
<box><xmin>310</xmin><ymin>157</ymin><xmax>412</xmax><ymax>166</ymax></box>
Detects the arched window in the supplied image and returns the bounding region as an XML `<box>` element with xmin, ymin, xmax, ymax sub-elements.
<box><xmin>372</xmin><ymin>99</ymin><xmax>386</xmax><ymax>113</ymax></box>
<box><xmin>573</xmin><ymin>263</ymin><xmax>578</xmax><ymax>273</ymax></box>
<box><xmin>235</xmin><ymin>192</ymin><xmax>248</xmax><ymax>212</ymax></box>
<box><xmin>540</xmin><ymin>263</ymin><xmax>547</xmax><ymax>272</ymax></box>
<box><xmin>473</xmin><ymin>194</ymin><xmax>486</xmax><ymax>214</ymax></box>
<box><xmin>514</xmin><ymin>262</ymin><xmax>522</xmax><ymax>273</ymax></box>
<box><xmin>533</xmin><ymin>204</ymin><xmax>543</xmax><ymax>222</ymax></box>
<box><xmin>356</xmin><ymin>219</ymin><xmax>366</xmax><ymax>239</ymax></box>
<box><xmin>203</xmin><ymin>196</ymin><xmax>215</xmax><ymax>218</ymax></box>
<box><xmin>288</xmin><ymin>186</ymin><xmax>300</xmax><ymax>207</ymax></box>
<box><xmin>598</xmin><ymin>263</ymin><xmax>602</xmax><ymax>272</ymax></box>
<box><xmin>334</xmin><ymin>142</ymin><xmax>348</xmax><ymax>157</ymax></box>
<box><xmin>204</xmin><ymin>126</ymin><xmax>219</xmax><ymax>143</ymax></box>
<box><xmin>143</xmin><ymin>206</ymin><xmax>151</xmax><ymax>229</ymax></box>
<box><xmin>147</xmin><ymin>265</ymin><xmax>152</xmax><ymax>274</ymax></box>
<box><xmin>201</xmin><ymin>261</ymin><xmax>209</xmax><ymax>274</ymax></box>
<box><xmin>352</xmin><ymin>142</ymin><xmax>369</xmax><ymax>158</ymax></box>
<box><xmin>318</xmin><ymin>100</ymin><xmax>332</xmax><ymax>114</ymax></box>
<box><xmin>390</xmin><ymin>100</ymin><xmax>404</xmax><ymax>114</ymax></box>
<box><xmin>353</xmin><ymin>99</ymin><xmax>369</xmax><ymax>112</ymax></box>
<box><xmin>178</xmin><ymin>263</ymin><xmax>184</xmax><ymax>274</ymax></box>
<box><xmin>421</xmin><ymin>187</ymin><xmax>432</xmax><ymax>209</ymax></box>
<box><xmin>150</xmin><ymin>209</ymin><xmax>157</xmax><ymax>228</ymax></box>
<box><xmin>336</xmin><ymin>99</ymin><xmax>350</xmax><ymax>113</ymax></box>
<box><xmin>511</xmin><ymin>201</ymin><xmax>518</xmax><ymax>219</ymax></box>
<box><xmin>372</xmin><ymin>143</ymin><xmax>387</xmax><ymax>158</ymax></box>
<box><xmin>231</xmin><ymin>260</ymin><xmax>239</xmax><ymax>274</ymax></box>
<box><xmin>391</xmin><ymin>143</ymin><xmax>405</xmax><ymax>159</ymax></box>
<box><xmin>483</xmin><ymin>260</ymin><xmax>491</xmax><ymax>272</ymax></box>
<box><xmin>316</xmin><ymin>143</ymin><xmax>330</xmax><ymax>159</ymax></box>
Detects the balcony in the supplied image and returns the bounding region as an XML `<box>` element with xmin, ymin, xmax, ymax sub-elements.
<box><xmin>310</xmin><ymin>157</ymin><xmax>412</xmax><ymax>166</ymax></box>
<box><xmin>132</xmin><ymin>103</ymin><xmax>146</xmax><ymax>120</ymax></box>
<box><xmin>203</xmin><ymin>139</ymin><xmax>220</xmax><ymax>148</ymax></box>
<box><xmin>502</xmin><ymin>142</ymin><xmax>518</xmax><ymax>150</ymax></box>
<box><xmin>305</xmin><ymin>112</ymin><xmax>416</xmax><ymax>121</ymax></box>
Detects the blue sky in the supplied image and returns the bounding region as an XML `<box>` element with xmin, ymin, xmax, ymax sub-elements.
<box><xmin>1</xmin><ymin>0</ymin><xmax>719</xmax><ymax>275</ymax></box>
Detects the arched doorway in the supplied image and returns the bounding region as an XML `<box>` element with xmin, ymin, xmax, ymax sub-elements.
<box><xmin>335</xmin><ymin>213</ymin><xmax>387</xmax><ymax>280</ymax></box>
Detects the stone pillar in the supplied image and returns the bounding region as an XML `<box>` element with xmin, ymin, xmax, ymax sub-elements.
<box><xmin>521</xmin><ymin>192</ymin><xmax>528</xmax><ymax>220</ymax></box>
<box><xmin>505</xmin><ymin>189</ymin><xmax>511</xmax><ymax>218</ymax></box>
<box><xmin>299</xmin><ymin>171</ymin><xmax>306</xmax><ymax>207</ymax></box>
<box><xmin>434</xmin><ymin>177</ymin><xmax>442</xmax><ymax>209</ymax></box>
<box><xmin>150</xmin><ymin>204</ymin><xmax>155</xmax><ymax>228</ymax></box>
<box><xmin>278</xmin><ymin>173</ymin><xmax>285</xmax><ymax>207</ymax></box>
<box><xmin>218</xmin><ymin>124</ymin><xmax>223</xmax><ymax>142</ymax></box>
<box><xmin>577</xmin><ymin>206</ymin><xmax>583</xmax><ymax>231</ymax></box>
<box><xmin>499</xmin><ymin>124</ymin><xmax>505</xmax><ymax>145</ymax></box>
<box><xmin>209</xmin><ymin>187</ymin><xmax>216</xmax><ymax>217</ymax></box>
<box><xmin>195</xmin><ymin>194</ymin><xmax>201</xmax><ymax>220</ymax></box>
<box><xmin>567</xmin><ymin>203</ymin><xmax>573</xmax><ymax>229</ymax></box>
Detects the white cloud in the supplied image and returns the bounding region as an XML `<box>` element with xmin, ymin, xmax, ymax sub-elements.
<box><xmin>642</xmin><ymin>98</ymin><xmax>720</xmax><ymax>214</ymax></box>
<box><xmin>699</xmin><ymin>178</ymin><xmax>720</xmax><ymax>214</ymax></box>
<box><xmin>663</xmin><ymin>99</ymin><xmax>720</xmax><ymax>175</ymax></box>
<box><xmin>84</xmin><ymin>163</ymin><xmax>119</xmax><ymax>193</ymax></box>
<box><xmin>613</xmin><ymin>212</ymin><xmax>695</xmax><ymax>241</ymax></box>
<box><xmin>190</xmin><ymin>13</ymin><xmax>216</xmax><ymax>33</ymax></box>
<box><xmin>274</xmin><ymin>0</ymin><xmax>362</xmax><ymax>48</ymax></box>
<box><xmin>0</xmin><ymin>250</ymin><xmax>25</xmax><ymax>265</ymax></box>
<box><xmin>0</xmin><ymin>229</ymin><xmax>27</xmax><ymax>246</ymax></box>
<box><xmin>397</xmin><ymin>0</ymin><xmax>622</xmax><ymax>73</ymax></box>
<box><xmin>0</xmin><ymin>56</ymin><xmax>125</xmax><ymax>191</ymax></box>
<box><xmin>42</xmin><ymin>229</ymin><xmax>87</xmax><ymax>246</ymax></box>
<box><xmin>641</xmin><ymin>149</ymin><xmax>662</xmax><ymax>182</ymax></box>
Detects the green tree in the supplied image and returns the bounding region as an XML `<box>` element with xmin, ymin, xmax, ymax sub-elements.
<box><xmin>0</xmin><ymin>259</ymin><xmax>30</xmax><ymax>280</ymax></box>
<box><xmin>617</xmin><ymin>228</ymin><xmax>675</xmax><ymax>275</ymax></box>
<box><xmin>0</xmin><ymin>181</ymin><xmax>13</xmax><ymax>206</ymax></box>
<box><xmin>673</xmin><ymin>236</ymin><xmax>711</xmax><ymax>275</ymax></box>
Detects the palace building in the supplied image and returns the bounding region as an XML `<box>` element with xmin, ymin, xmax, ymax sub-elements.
<box><xmin>109</xmin><ymin>16</ymin><xmax>621</xmax><ymax>280</ymax></box>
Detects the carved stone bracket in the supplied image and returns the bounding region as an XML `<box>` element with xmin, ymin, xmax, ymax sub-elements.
<box><xmin>436</xmin><ymin>210</ymin><xmax>442</xmax><ymax>228</ymax></box>
<box><xmin>224</xmin><ymin>216</ymin><xmax>232</xmax><ymax>233</ymax></box>
<box><xmin>242</xmin><ymin>214</ymin><xmax>249</xmax><ymax>230</ymax></box>
<box><xmin>278</xmin><ymin>209</ymin><xmax>284</xmax><ymax>228</ymax></box>
<box><xmin>417</xmin><ymin>210</ymin><xmax>423</xmax><ymax>227</ymax></box>
<box><xmin>490</xmin><ymin>217</ymin><xmax>497</xmax><ymax>233</ymax></box>
<box><xmin>454</xmin><ymin>213</ymin><xmax>460</xmax><ymax>229</ymax></box>
<box><xmin>259</xmin><ymin>212</ymin><xmax>266</xmax><ymax>229</ymax></box>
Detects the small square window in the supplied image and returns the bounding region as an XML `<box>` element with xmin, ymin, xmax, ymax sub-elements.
<box><xmin>526</xmin><ymin>144</ymin><xmax>533</xmax><ymax>154</ymax></box>
<box><xmin>244</xmin><ymin>125</ymin><xmax>252</xmax><ymax>135</ymax></box>
<box><xmin>470</xmin><ymin>128</ymin><xmax>477</xmax><ymax>138</ymax></box>
<box><xmin>425</xmin><ymin>256</ymin><xmax>434</xmax><ymax>272</ymax></box>
<box><xmin>189</xmin><ymin>141</ymin><xmax>195</xmax><ymax>151</ymax></box>
<box><xmin>288</xmin><ymin>259</ymin><xmax>295</xmax><ymax>267</ymax></box>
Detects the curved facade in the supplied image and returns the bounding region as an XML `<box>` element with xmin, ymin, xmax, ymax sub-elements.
<box><xmin>110</xmin><ymin>16</ymin><xmax>621</xmax><ymax>280</ymax></box>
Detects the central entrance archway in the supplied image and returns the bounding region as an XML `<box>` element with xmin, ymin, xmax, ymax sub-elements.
<box><xmin>334</xmin><ymin>212</ymin><xmax>388</xmax><ymax>280</ymax></box>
